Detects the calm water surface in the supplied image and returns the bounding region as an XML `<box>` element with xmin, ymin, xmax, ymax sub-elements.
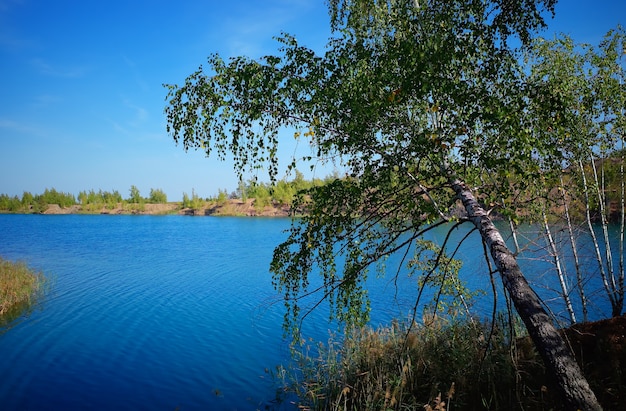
<box><xmin>0</xmin><ymin>214</ymin><xmax>616</xmax><ymax>410</ymax></box>
<box><xmin>0</xmin><ymin>215</ymin><xmax>302</xmax><ymax>410</ymax></box>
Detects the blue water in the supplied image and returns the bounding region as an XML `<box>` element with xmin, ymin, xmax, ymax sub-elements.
<box><xmin>0</xmin><ymin>215</ymin><xmax>298</xmax><ymax>410</ymax></box>
<box><xmin>0</xmin><ymin>215</ymin><xmax>617</xmax><ymax>410</ymax></box>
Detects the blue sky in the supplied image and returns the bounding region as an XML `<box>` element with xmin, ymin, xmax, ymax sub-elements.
<box><xmin>0</xmin><ymin>0</ymin><xmax>624</xmax><ymax>201</ymax></box>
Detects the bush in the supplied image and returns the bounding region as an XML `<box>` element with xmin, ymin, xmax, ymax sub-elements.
<box><xmin>78</xmin><ymin>189</ymin><xmax>122</xmax><ymax>208</ymax></box>
<box><xmin>272</xmin><ymin>180</ymin><xmax>296</xmax><ymax>206</ymax></box>
<box><xmin>182</xmin><ymin>189</ymin><xmax>204</xmax><ymax>210</ymax></box>
<box><xmin>0</xmin><ymin>194</ymin><xmax>22</xmax><ymax>212</ymax></box>
<box><xmin>216</xmin><ymin>189</ymin><xmax>228</xmax><ymax>206</ymax></box>
<box><xmin>253</xmin><ymin>187</ymin><xmax>272</xmax><ymax>210</ymax></box>
<box><xmin>149</xmin><ymin>188</ymin><xmax>168</xmax><ymax>204</ymax></box>
<box><xmin>38</xmin><ymin>188</ymin><xmax>76</xmax><ymax>208</ymax></box>
<box><xmin>128</xmin><ymin>185</ymin><xmax>143</xmax><ymax>204</ymax></box>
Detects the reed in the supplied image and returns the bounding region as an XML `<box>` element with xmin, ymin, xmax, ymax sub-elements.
<box><xmin>0</xmin><ymin>257</ymin><xmax>46</xmax><ymax>321</ymax></box>
<box><xmin>276</xmin><ymin>314</ymin><xmax>549</xmax><ymax>410</ymax></box>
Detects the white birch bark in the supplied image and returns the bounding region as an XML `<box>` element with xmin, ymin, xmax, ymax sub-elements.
<box><xmin>618</xmin><ymin>73</ymin><xmax>625</xmax><ymax>317</ymax></box>
<box><xmin>560</xmin><ymin>175</ymin><xmax>588</xmax><ymax>322</ymax></box>
<box><xmin>590</xmin><ymin>153</ymin><xmax>617</xmax><ymax>299</ymax></box>
<box><xmin>542</xmin><ymin>211</ymin><xmax>577</xmax><ymax>324</ymax></box>
<box><xmin>579</xmin><ymin>158</ymin><xmax>617</xmax><ymax>311</ymax></box>
<box><xmin>449</xmin><ymin>176</ymin><xmax>601</xmax><ymax>411</ymax></box>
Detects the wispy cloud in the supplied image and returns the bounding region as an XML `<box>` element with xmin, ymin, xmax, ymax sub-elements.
<box><xmin>105</xmin><ymin>97</ymin><xmax>151</xmax><ymax>137</ymax></box>
<box><xmin>30</xmin><ymin>58</ymin><xmax>88</xmax><ymax>78</ymax></box>
<box><xmin>212</xmin><ymin>0</ymin><xmax>318</xmax><ymax>57</ymax></box>
<box><xmin>0</xmin><ymin>117</ymin><xmax>47</xmax><ymax>136</ymax></box>
<box><xmin>123</xmin><ymin>99</ymin><xmax>149</xmax><ymax>127</ymax></box>
<box><xmin>122</xmin><ymin>55</ymin><xmax>149</xmax><ymax>92</ymax></box>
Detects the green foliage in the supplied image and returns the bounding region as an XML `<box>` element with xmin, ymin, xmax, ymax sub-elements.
<box><xmin>411</xmin><ymin>238</ymin><xmax>485</xmax><ymax>318</ymax></box>
<box><xmin>237</xmin><ymin>180</ymin><xmax>248</xmax><ymax>202</ymax></box>
<box><xmin>21</xmin><ymin>191</ymin><xmax>35</xmax><ymax>208</ymax></box>
<box><xmin>164</xmin><ymin>13</ymin><xmax>615</xmax><ymax>410</ymax></box>
<box><xmin>248</xmin><ymin>182</ymin><xmax>272</xmax><ymax>211</ymax></box>
<box><xmin>182</xmin><ymin>189</ymin><xmax>204</xmax><ymax>210</ymax></box>
<box><xmin>38</xmin><ymin>188</ymin><xmax>76</xmax><ymax>208</ymax></box>
<box><xmin>526</xmin><ymin>27</ymin><xmax>625</xmax><ymax>177</ymax></box>
<box><xmin>164</xmin><ymin>2</ymin><xmax>620</xmax><ymax>408</ymax></box>
<box><xmin>0</xmin><ymin>188</ymin><xmax>76</xmax><ymax>212</ymax></box>
<box><xmin>0</xmin><ymin>194</ymin><xmax>22</xmax><ymax>212</ymax></box>
<box><xmin>78</xmin><ymin>189</ymin><xmax>122</xmax><ymax>209</ymax></box>
<box><xmin>149</xmin><ymin>188</ymin><xmax>168</xmax><ymax>204</ymax></box>
<box><xmin>525</xmin><ymin>28</ymin><xmax>626</xmax><ymax>318</ymax></box>
<box><xmin>271</xmin><ymin>180</ymin><xmax>295</xmax><ymax>206</ymax></box>
<box><xmin>232</xmin><ymin>170</ymin><xmax>326</xmax><ymax>208</ymax></box>
<box><xmin>123</xmin><ymin>202</ymin><xmax>146</xmax><ymax>213</ymax></box>
<box><xmin>216</xmin><ymin>189</ymin><xmax>229</xmax><ymax>206</ymax></box>
<box><xmin>0</xmin><ymin>186</ymin><xmax>171</xmax><ymax>212</ymax></box>
<box><xmin>165</xmin><ymin>0</ymin><xmax>563</xmax><ymax>336</ymax></box>
<box><xmin>128</xmin><ymin>185</ymin><xmax>143</xmax><ymax>204</ymax></box>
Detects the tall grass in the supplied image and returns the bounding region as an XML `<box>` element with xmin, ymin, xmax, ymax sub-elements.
<box><xmin>0</xmin><ymin>257</ymin><xmax>46</xmax><ymax>325</ymax></box>
<box><xmin>275</xmin><ymin>314</ymin><xmax>557</xmax><ymax>410</ymax></box>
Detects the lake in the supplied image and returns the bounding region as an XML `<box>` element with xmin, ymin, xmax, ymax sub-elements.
<box><xmin>0</xmin><ymin>214</ymin><xmax>617</xmax><ymax>410</ymax></box>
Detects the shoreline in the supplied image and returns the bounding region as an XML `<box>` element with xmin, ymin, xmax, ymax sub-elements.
<box><xmin>1</xmin><ymin>199</ymin><xmax>292</xmax><ymax>217</ymax></box>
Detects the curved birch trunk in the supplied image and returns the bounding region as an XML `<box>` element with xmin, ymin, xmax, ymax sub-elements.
<box><xmin>449</xmin><ymin>176</ymin><xmax>602</xmax><ymax>411</ymax></box>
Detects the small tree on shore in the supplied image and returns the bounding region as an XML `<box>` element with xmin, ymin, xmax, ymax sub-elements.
<box><xmin>149</xmin><ymin>188</ymin><xmax>168</xmax><ymax>204</ymax></box>
<box><xmin>128</xmin><ymin>185</ymin><xmax>143</xmax><ymax>204</ymax></box>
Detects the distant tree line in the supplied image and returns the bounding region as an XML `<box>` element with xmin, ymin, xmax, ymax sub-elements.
<box><xmin>239</xmin><ymin>170</ymin><xmax>333</xmax><ymax>208</ymax></box>
<box><xmin>180</xmin><ymin>170</ymin><xmax>341</xmax><ymax>211</ymax></box>
<box><xmin>0</xmin><ymin>188</ymin><xmax>76</xmax><ymax>213</ymax></box>
<box><xmin>0</xmin><ymin>172</ymin><xmax>340</xmax><ymax>213</ymax></box>
<box><xmin>0</xmin><ymin>186</ymin><xmax>170</xmax><ymax>213</ymax></box>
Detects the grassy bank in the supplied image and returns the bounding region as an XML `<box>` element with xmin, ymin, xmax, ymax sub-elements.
<box><xmin>277</xmin><ymin>314</ymin><xmax>626</xmax><ymax>410</ymax></box>
<box><xmin>0</xmin><ymin>257</ymin><xmax>46</xmax><ymax>323</ymax></box>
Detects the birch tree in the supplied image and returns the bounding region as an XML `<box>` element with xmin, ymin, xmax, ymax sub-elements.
<box><xmin>165</xmin><ymin>1</ymin><xmax>602</xmax><ymax>409</ymax></box>
<box><xmin>528</xmin><ymin>28</ymin><xmax>626</xmax><ymax>318</ymax></box>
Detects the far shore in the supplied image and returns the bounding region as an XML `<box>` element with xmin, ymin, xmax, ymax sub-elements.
<box><xmin>8</xmin><ymin>199</ymin><xmax>292</xmax><ymax>217</ymax></box>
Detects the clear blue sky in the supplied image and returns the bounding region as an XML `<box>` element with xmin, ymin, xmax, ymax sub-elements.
<box><xmin>0</xmin><ymin>1</ymin><xmax>624</xmax><ymax>201</ymax></box>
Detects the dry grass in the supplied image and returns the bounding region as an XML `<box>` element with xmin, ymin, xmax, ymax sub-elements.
<box><xmin>274</xmin><ymin>312</ymin><xmax>626</xmax><ymax>410</ymax></box>
<box><xmin>275</xmin><ymin>315</ymin><xmax>547</xmax><ymax>411</ymax></box>
<box><xmin>0</xmin><ymin>257</ymin><xmax>45</xmax><ymax>317</ymax></box>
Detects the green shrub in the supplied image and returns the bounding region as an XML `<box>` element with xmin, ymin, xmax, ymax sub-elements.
<box><xmin>252</xmin><ymin>186</ymin><xmax>272</xmax><ymax>210</ymax></box>
<box><xmin>182</xmin><ymin>189</ymin><xmax>204</xmax><ymax>210</ymax></box>
<box><xmin>0</xmin><ymin>194</ymin><xmax>22</xmax><ymax>212</ymax></box>
<box><xmin>271</xmin><ymin>180</ymin><xmax>296</xmax><ymax>206</ymax></box>
<box><xmin>38</xmin><ymin>188</ymin><xmax>76</xmax><ymax>208</ymax></box>
<box><xmin>149</xmin><ymin>188</ymin><xmax>168</xmax><ymax>204</ymax></box>
<box><xmin>128</xmin><ymin>185</ymin><xmax>143</xmax><ymax>204</ymax></box>
<box><xmin>78</xmin><ymin>189</ymin><xmax>122</xmax><ymax>208</ymax></box>
<box><xmin>216</xmin><ymin>189</ymin><xmax>228</xmax><ymax>206</ymax></box>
